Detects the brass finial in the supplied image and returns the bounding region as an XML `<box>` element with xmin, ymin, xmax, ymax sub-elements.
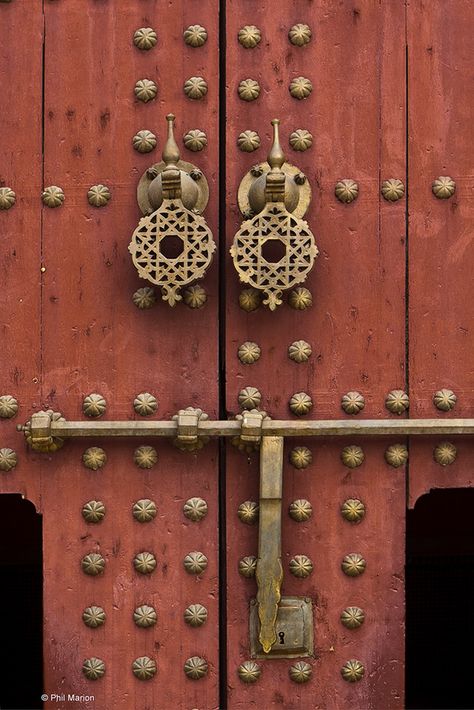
<box><xmin>163</xmin><ymin>113</ymin><xmax>180</xmax><ymax>166</ymax></box>
<box><xmin>267</xmin><ymin>119</ymin><xmax>285</xmax><ymax>171</ymax></box>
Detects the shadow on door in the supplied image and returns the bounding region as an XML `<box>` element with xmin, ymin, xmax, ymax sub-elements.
<box><xmin>0</xmin><ymin>494</ymin><xmax>43</xmax><ymax>710</ymax></box>
<box><xmin>406</xmin><ymin>488</ymin><xmax>474</xmax><ymax>710</ymax></box>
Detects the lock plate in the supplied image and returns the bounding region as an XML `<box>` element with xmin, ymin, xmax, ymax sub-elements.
<box><xmin>249</xmin><ymin>596</ymin><xmax>313</xmax><ymax>659</ymax></box>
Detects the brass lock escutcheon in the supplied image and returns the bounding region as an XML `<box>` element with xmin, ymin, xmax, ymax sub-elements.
<box><xmin>129</xmin><ymin>114</ymin><xmax>216</xmax><ymax>306</ymax></box>
<box><xmin>231</xmin><ymin>119</ymin><xmax>318</xmax><ymax>310</ymax></box>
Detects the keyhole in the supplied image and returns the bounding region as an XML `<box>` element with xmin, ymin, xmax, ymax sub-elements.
<box><xmin>278</xmin><ymin>631</ymin><xmax>285</xmax><ymax>645</ymax></box>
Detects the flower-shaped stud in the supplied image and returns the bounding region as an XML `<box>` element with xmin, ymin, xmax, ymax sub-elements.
<box><xmin>132</xmin><ymin>130</ymin><xmax>157</xmax><ymax>153</ymax></box>
<box><xmin>289</xmin><ymin>129</ymin><xmax>313</xmax><ymax>152</ymax></box>
<box><xmin>239</xmin><ymin>287</ymin><xmax>261</xmax><ymax>310</ymax></box>
<box><xmin>341</xmin><ymin>391</ymin><xmax>365</xmax><ymax>415</ymax></box>
<box><xmin>134</xmin><ymin>79</ymin><xmax>158</xmax><ymax>103</ymax></box>
<box><xmin>289</xmin><ymin>661</ymin><xmax>312</xmax><ymax>683</ymax></box>
<box><xmin>133</xmin><ymin>605</ymin><xmax>157</xmax><ymax>628</ymax></box>
<box><xmin>42</xmin><ymin>185</ymin><xmax>65</xmax><ymax>208</ymax></box>
<box><xmin>238</xmin><ymin>79</ymin><xmax>260</xmax><ymax>101</ymax></box>
<box><xmin>184</xmin><ymin>603</ymin><xmax>208</xmax><ymax>627</ymax></box>
<box><xmin>82</xmin><ymin>605</ymin><xmax>106</xmax><ymax>628</ymax></box>
<box><xmin>289</xmin><ymin>554</ymin><xmax>313</xmax><ymax>578</ymax></box>
<box><xmin>434</xmin><ymin>441</ymin><xmax>457</xmax><ymax>466</ymax></box>
<box><xmin>289</xmin><ymin>499</ymin><xmax>313</xmax><ymax>522</ymax></box>
<box><xmin>0</xmin><ymin>187</ymin><xmax>16</xmax><ymax>210</ymax></box>
<box><xmin>133</xmin><ymin>499</ymin><xmax>157</xmax><ymax>523</ymax></box>
<box><xmin>238</xmin><ymin>661</ymin><xmax>261</xmax><ymax>683</ymax></box>
<box><xmin>432</xmin><ymin>176</ymin><xmax>456</xmax><ymax>199</ymax></box>
<box><xmin>290</xmin><ymin>446</ymin><xmax>312</xmax><ymax>469</ymax></box>
<box><xmin>183</xmin><ymin>497</ymin><xmax>208</xmax><ymax>522</ymax></box>
<box><xmin>237</xmin><ymin>131</ymin><xmax>261</xmax><ymax>153</ymax></box>
<box><xmin>385</xmin><ymin>389</ymin><xmax>409</xmax><ymax>414</ymax></box>
<box><xmin>381</xmin><ymin>178</ymin><xmax>405</xmax><ymax>201</ymax></box>
<box><xmin>238</xmin><ymin>386</ymin><xmax>262</xmax><ymax>410</ymax></box>
<box><xmin>132</xmin><ymin>656</ymin><xmax>157</xmax><ymax>681</ymax></box>
<box><xmin>340</xmin><ymin>606</ymin><xmax>365</xmax><ymax>630</ymax></box>
<box><xmin>288</xmin><ymin>24</ymin><xmax>312</xmax><ymax>46</ymax></box>
<box><xmin>183</xmin><ymin>129</ymin><xmax>208</xmax><ymax>152</ymax></box>
<box><xmin>238</xmin><ymin>26</ymin><xmax>261</xmax><ymax>48</ymax></box>
<box><xmin>183</xmin><ymin>285</ymin><xmax>207</xmax><ymax>308</ymax></box>
<box><xmin>238</xmin><ymin>342</ymin><xmax>261</xmax><ymax>365</ymax></box>
<box><xmin>335</xmin><ymin>179</ymin><xmax>359</xmax><ymax>203</ymax></box>
<box><xmin>341</xmin><ymin>553</ymin><xmax>366</xmax><ymax>577</ymax></box>
<box><xmin>82</xmin><ymin>500</ymin><xmax>106</xmax><ymax>524</ymax></box>
<box><xmin>82</xmin><ymin>447</ymin><xmax>107</xmax><ymax>471</ymax></box>
<box><xmin>83</xmin><ymin>393</ymin><xmax>106</xmax><ymax>418</ymax></box>
<box><xmin>384</xmin><ymin>444</ymin><xmax>408</xmax><ymax>468</ymax></box>
<box><xmin>133</xmin><ymin>445</ymin><xmax>158</xmax><ymax>469</ymax></box>
<box><xmin>133</xmin><ymin>27</ymin><xmax>157</xmax><ymax>51</ymax></box>
<box><xmin>183</xmin><ymin>551</ymin><xmax>208</xmax><ymax>575</ymax></box>
<box><xmin>288</xmin><ymin>287</ymin><xmax>313</xmax><ymax>310</ymax></box>
<box><xmin>82</xmin><ymin>657</ymin><xmax>105</xmax><ymax>680</ymax></box>
<box><xmin>238</xmin><ymin>556</ymin><xmax>257</xmax><ymax>577</ymax></box>
<box><xmin>238</xmin><ymin>500</ymin><xmax>259</xmax><ymax>524</ymax></box>
<box><xmin>340</xmin><ymin>498</ymin><xmax>366</xmax><ymax>523</ymax></box>
<box><xmin>341</xmin><ymin>659</ymin><xmax>365</xmax><ymax>683</ymax></box>
<box><xmin>0</xmin><ymin>395</ymin><xmax>18</xmax><ymax>418</ymax></box>
<box><xmin>433</xmin><ymin>388</ymin><xmax>457</xmax><ymax>411</ymax></box>
<box><xmin>184</xmin><ymin>656</ymin><xmax>208</xmax><ymax>680</ymax></box>
<box><xmin>289</xmin><ymin>76</ymin><xmax>313</xmax><ymax>99</ymax></box>
<box><xmin>133</xmin><ymin>551</ymin><xmax>157</xmax><ymax>575</ymax></box>
<box><xmin>87</xmin><ymin>184</ymin><xmax>111</xmax><ymax>207</ymax></box>
<box><xmin>81</xmin><ymin>553</ymin><xmax>105</xmax><ymax>576</ymax></box>
<box><xmin>184</xmin><ymin>76</ymin><xmax>208</xmax><ymax>100</ymax></box>
<box><xmin>133</xmin><ymin>392</ymin><xmax>157</xmax><ymax>416</ymax></box>
<box><xmin>183</xmin><ymin>24</ymin><xmax>208</xmax><ymax>47</ymax></box>
<box><xmin>289</xmin><ymin>392</ymin><xmax>313</xmax><ymax>416</ymax></box>
<box><xmin>341</xmin><ymin>444</ymin><xmax>365</xmax><ymax>468</ymax></box>
<box><xmin>288</xmin><ymin>340</ymin><xmax>312</xmax><ymax>363</ymax></box>
<box><xmin>0</xmin><ymin>448</ymin><xmax>17</xmax><ymax>472</ymax></box>
<box><xmin>132</xmin><ymin>286</ymin><xmax>156</xmax><ymax>309</ymax></box>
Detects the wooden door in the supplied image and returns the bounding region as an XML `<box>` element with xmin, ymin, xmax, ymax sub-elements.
<box><xmin>0</xmin><ymin>3</ymin><xmax>473</xmax><ymax>710</ymax></box>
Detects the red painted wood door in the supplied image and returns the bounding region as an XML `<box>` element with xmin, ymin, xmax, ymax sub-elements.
<box><xmin>0</xmin><ymin>3</ymin><xmax>473</xmax><ymax>710</ymax></box>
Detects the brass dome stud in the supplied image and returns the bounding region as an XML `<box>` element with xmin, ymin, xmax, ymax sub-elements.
<box><xmin>183</xmin><ymin>497</ymin><xmax>208</xmax><ymax>522</ymax></box>
<box><xmin>384</xmin><ymin>444</ymin><xmax>408</xmax><ymax>468</ymax></box>
<box><xmin>341</xmin><ymin>391</ymin><xmax>365</xmax><ymax>415</ymax></box>
<box><xmin>132</xmin><ymin>286</ymin><xmax>156</xmax><ymax>309</ymax></box>
<box><xmin>238</xmin><ymin>556</ymin><xmax>257</xmax><ymax>577</ymax></box>
<box><xmin>132</xmin><ymin>499</ymin><xmax>157</xmax><ymax>523</ymax></box>
<box><xmin>288</xmin><ymin>340</ymin><xmax>312</xmax><ymax>363</ymax></box>
<box><xmin>82</xmin><ymin>446</ymin><xmax>107</xmax><ymax>471</ymax></box>
<box><xmin>238</xmin><ymin>500</ymin><xmax>259</xmax><ymax>524</ymax></box>
<box><xmin>289</xmin><ymin>392</ymin><xmax>313</xmax><ymax>416</ymax></box>
<box><xmin>81</xmin><ymin>553</ymin><xmax>105</xmax><ymax>576</ymax></box>
<box><xmin>289</xmin><ymin>499</ymin><xmax>313</xmax><ymax>522</ymax></box>
<box><xmin>341</xmin><ymin>445</ymin><xmax>365</xmax><ymax>468</ymax></box>
<box><xmin>184</xmin><ymin>656</ymin><xmax>208</xmax><ymax>680</ymax></box>
<box><xmin>133</xmin><ymin>551</ymin><xmax>157</xmax><ymax>575</ymax></box>
<box><xmin>289</xmin><ymin>554</ymin><xmax>313</xmax><ymax>578</ymax></box>
<box><xmin>341</xmin><ymin>553</ymin><xmax>366</xmax><ymax>577</ymax></box>
<box><xmin>183</xmin><ymin>551</ymin><xmax>208</xmax><ymax>575</ymax></box>
<box><xmin>132</xmin><ymin>656</ymin><xmax>157</xmax><ymax>680</ymax></box>
<box><xmin>82</xmin><ymin>606</ymin><xmax>106</xmax><ymax>629</ymax></box>
<box><xmin>83</xmin><ymin>393</ymin><xmax>106</xmax><ymax>417</ymax></box>
<box><xmin>433</xmin><ymin>441</ymin><xmax>457</xmax><ymax>466</ymax></box>
<box><xmin>385</xmin><ymin>389</ymin><xmax>409</xmax><ymax>415</ymax></box>
<box><xmin>432</xmin><ymin>176</ymin><xmax>456</xmax><ymax>199</ymax></box>
<box><xmin>289</xmin><ymin>446</ymin><xmax>312</xmax><ymax>469</ymax></box>
<box><xmin>433</xmin><ymin>388</ymin><xmax>457</xmax><ymax>411</ymax></box>
<box><xmin>340</xmin><ymin>606</ymin><xmax>365</xmax><ymax>630</ymax></box>
<box><xmin>133</xmin><ymin>392</ymin><xmax>158</xmax><ymax>416</ymax></box>
<box><xmin>82</xmin><ymin>500</ymin><xmax>106</xmax><ymax>524</ymax></box>
<box><xmin>133</xmin><ymin>27</ymin><xmax>157</xmax><ymax>51</ymax></box>
<box><xmin>238</xmin><ymin>661</ymin><xmax>261</xmax><ymax>683</ymax></box>
<box><xmin>82</xmin><ymin>657</ymin><xmax>105</xmax><ymax>680</ymax></box>
<box><xmin>289</xmin><ymin>661</ymin><xmax>312</xmax><ymax>683</ymax></box>
<box><xmin>0</xmin><ymin>395</ymin><xmax>18</xmax><ymax>418</ymax></box>
<box><xmin>340</xmin><ymin>498</ymin><xmax>366</xmax><ymax>524</ymax></box>
<box><xmin>0</xmin><ymin>448</ymin><xmax>17</xmax><ymax>472</ymax></box>
<box><xmin>184</xmin><ymin>603</ymin><xmax>208</xmax><ymax>627</ymax></box>
<box><xmin>133</xmin><ymin>445</ymin><xmax>158</xmax><ymax>469</ymax></box>
<box><xmin>288</xmin><ymin>287</ymin><xmax>313</xmax><ymax>309</ymax></box>
<box><xmin>341</xmin><ymin>659</ymin><xmax>365</xmax><ymax>682</ymax></box>
<box><xmin>335</xmin><ymin>179</ymin><xmax>359</xmax><ymax>204</ymax></box>
<box><xmin>133</xmin><ymin>605</ymin><xmax>157</xmax><ymax>628</ymax></box>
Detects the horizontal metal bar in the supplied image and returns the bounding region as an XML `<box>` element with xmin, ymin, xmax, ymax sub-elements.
<box><xmin>50</xmin><ymin>418</ymin><xmax>474</xmax><ymax>438</ymax></box>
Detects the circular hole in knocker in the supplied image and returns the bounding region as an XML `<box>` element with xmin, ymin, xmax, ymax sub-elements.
<box><xmin>160</xmin><ymin>235</ymin><xmax>185</xmax><ymax>259</ymax></box>
<box><xmin>261</xmin><ymin>238</ymin><xmax>287</xmax><ymax>264</ymax></box>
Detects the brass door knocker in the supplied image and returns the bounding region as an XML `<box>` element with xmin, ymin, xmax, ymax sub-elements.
<box><xmin>129</xmin><ymin>114</ymin><xmax>216</xmax><ymax>306</ymax></box>
<box><xmin>231</xmin><ymin>119</ymin><xmax>318</xmax><ymax>310</ymax></box>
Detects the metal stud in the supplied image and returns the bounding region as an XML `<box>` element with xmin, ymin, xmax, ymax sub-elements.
<box><xmin>238</xmin><ymin>342</ymin><xmax>261</xmax><ymax>365</ymax></box>
<box><xmin>82</xmin><ymin>500</ymin><xmax>106</xmax><ymax>524</ymax></box>
<box><xmin>183</xmin><ymin>551</ymin><xmax>208</xmax><ymax>575</ymax></box>
<box><xmin>341</xmin><ymin>391</ymin><xmax>365</xmax><ymax>415</ymax></box>
<box><xmin>82</xmin><ymin>446</ymin><xmax>107</xmax><ymax>470</ymax></box>
<box><xmin>132</xmin><ymin>656</ymin><xmax>157</xmax><ymax>681</ymax></box>
<box><xmin>82</xmin><ymin>657</ymin><xmax>105</xmax><ymax>681</ymax></box>
<box><xmin>341</xmin><ymin>444</ymin><xmax>365</xmax><ymax>468</ymax></box>
<box><xmin>238</xmin><ymin>556</ymin><xmax>257</xmax><ymax>578</ymax></box>
<box><xmin>340</xmin><ymin>498</ymin><xmax>366</xmax><ymax>524</ymax></box>
<box><xmin>239</xmin><ymin>287</ymin><xmax>261</xmax><ymax>310</ymax></box>
<box><xmin>133</xmin><ymin>27</ymin><xmax>157</xmax><ymax>51</ymax></box>
<box><xmin>238</xmin><ymin>386</ymin><xmax>262</xmax><ymax>410</ymax></box>
<box><xmin>288</xmin><ymin>340</ymin><xmax>312</xmax><ymax>363</ymax></box>
<box><xmin>288</xmin><ymin>287</ymin><xmax>312</xmax><ymax>309</ymax></box>
<box><xmin>0</xmin><ymin>187</ymin><xmax>16</xmax><ymax>210</ymax></box>
<box><xmin>289</xmin><ymin>446</ymin><xmax>312</xmax><ymax>469</ymax></box>
<box><xmin>42</xmin><ymin>185</ymin><xmax>65</xmax><ymax>208</ymax></box>
<box><xmin>133</xmin><ymin>445</ymin><xmax>158</xmax><ymax>469</ymax></box>
<box><xmin>385</xmin><ymin>389</ymin><xmax>409</xmax><ymax>414</ymax></box>
<box><xmin>384</xmin><ymin>444</ymin><xmax>408</xmax><ymax>468</ymax></box>
<box><xmin>133</xmin><ymin>499</ymin><xmax>157</xmax><ymax>523</ymax></box>
<box><xmin>133</xmin><ymin>551</ymin><xmax>157</xmax><ymax>575</ymax></box>
<box><xmin>341</xmin><ymin>659</ymin><xmax>365</xmax><ymax>683</ymax></box>
<box><xmin>289</xmin><ymin>392</ymin><xmax>313</xmax><ymax>416</ymax></box>
<box><xmin>289</xmin><ymin>76</ymin><xmax>313</xmax><ymax>100</ymax></box>
<box><xmin>289</xmin><ymin>554</ymin><xmax>313</xmax><ymax>578</ymax></box>
<box><xmin>238</xmin><ymin>500</ymin><xmax>259</xmax><ymax>524</ymax></box>
<box><xmin>434</xmin><ymin>441</ymin><xmax>457</xmax><ymax>466</ymax></box>
<box><xmin>132</xmin><ymin>286</ymin><xmax>156</xmax><ymax>309</ymax></box>
<box><xmin>184</xmin><ymin>603</ymin><xmax>208</xmax><ymax>627</ymax></box>
<box><xmin>133</xmin><ymin>392</ymin><xmax>157</xmax><ymax>416</ymax></box>
<box><xmin>340</xmin><ymin>606</ymin><xmax>365</xmax><ymax>630</ymax></box>
<box><xmin>134</xmin><ymin>79</ymin><xmax>158</xmax><ymax>103</ymax></box>
<box><xmin>81</xmin><ymin>553</ymin><xmax>105</xmax><ymax>576</ymax></box>
<box><xmin>83</xmin><ymin>393</ymin><xmax>106</xmax><ymax>418</ymax></box>
<box><xmin>238</xmin><ymin>26</ymin><xmax>261</xmax><ymax>48</ymax></box>
<box><xmin>133</xmin><ymin>605</ymin><xmax>157</xmax><ymax>628</ymax></box>
<box><xmin>183</xmin><ymin>497</ymin><xmax>208</xmax><ymax>522</ymax></box>
<box><xmin>0</xmin><ymin>395</ymin><xmax>18</xmax><ymax>418</ymax></box>
<box><xmin>288</xmin><ymin>24</ymin><xmax>312</xmax><ymax>46</ymax></box>
<box><xmin>238</xmin><ymin>79</ymin><xmax>260</xmax><ymax>101</ymax></box>
<box><xmin>341</xmin><ymin>553</ymin><xmax>366</xmax><ymax>577</ymax></box>
<box><xmin>238</xmin><ymin>661</ymin><xmax>261</xmax><ymax>683</ymax></box>
<box><xmin>183</xmin><ymin>24</ymin><xmax>208</xmax><ymax>47</ymax></box>
<box><xmin>82</xmin><ymin>606</ymin><xmax>106</xmax><ymax>628</ymax></box>
<box><xmin>237</xmin><ymin>131</ymin><xmax>261</xmax><ymax>153</ymax></box>
<box><xmin>184</xmin><ymin>656</ymin><xmax>208</xmax><ymax>680</ymax></box>
<box><xmin>381</xmin><ymin>178</ymin><xmax>405</xmax><ymax>201</ymax></box>
<box><xmin>88</xmin><ymin>184</ymin><xmax>111</xmax><ymax>207</ymax></box>
<box><xmin>335</xmin><ymin>179</ymin><xmax>359</xmax><ymax>204</ymax></box>
<box><xmin>289</xmin><ymin>499</ymin><xmax>313</xmax><ymax>522</ymax></box>
<box><xmin>289</xmin><ymin>661</ymin><xmax>312</xmax><ymax>683</ymax></box>
<box><xmin>0</xmin><ymin>448</ymin><xmax>17</xmax><ymax>472</ymax></box>
<box><xmin>432</xmin><ymin>176</ymin><xmax>456</xmax><ymax>199</ymax></box>
<box><xmin>433</xmin><ymin>388</ymin><xmax>457</xmax><ymax>411</ymax></box>
<box><xmin>289</xmin><ymin>129</ymin><xmax>313</xmax><ymax>152</ymax></box>
<box><xmin>132</xmin><ymin>130</ymin><xmax>157</xmax><ymax>153</ymax></box>
<box><xmin>184</xmin><ymin>77</ymin><xmax>208</xmax><ymax>100</ymax></box>
<box><xmin>183</xmin><ymin>129</ymin><xmax>208</xmax><ymax>152</ymax></box>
